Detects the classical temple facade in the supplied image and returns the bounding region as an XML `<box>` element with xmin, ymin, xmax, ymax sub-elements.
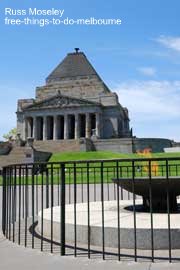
<box><xmin>17</xmin><ymin>49</ymin><xmax>131</xmax><ymax>143</ymax></box>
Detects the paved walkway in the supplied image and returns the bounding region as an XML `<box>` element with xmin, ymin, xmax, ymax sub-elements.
<box><xmin>1</xmin><ymin>232</ymin><xmax>180</xmax><ymax>270</ymax></box>
<box><xmin>0</xmin><ymin>225</ymin><xmax>180</xmax><ymax>270</ymax></box>
<box><xmin>0</xmin><ymin>187</ymin><xmax>180</xmax><ymax>269</ymax></box>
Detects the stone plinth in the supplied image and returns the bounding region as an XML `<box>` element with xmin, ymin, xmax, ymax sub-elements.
<box><xmin>38</xmin><ymin>200</ymin><xmax>180</xmax><ymax>250</ymax></box>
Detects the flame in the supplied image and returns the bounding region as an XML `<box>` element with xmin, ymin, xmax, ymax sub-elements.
<box><xmin>137</xmin><ymin>148</ymin><xmax>158</xmax><ymax>176</ymax></box>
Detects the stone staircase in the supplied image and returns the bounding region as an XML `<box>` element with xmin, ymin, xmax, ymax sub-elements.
<box><xmin>0</xmin><ymin>139</ymin><xmax>94</xmax><ymax>169</ymax></box>
<box><xmin>0</xmin><ymin>145</ymin><xmax>52</xmax><ymax>169</ymax></box>
<box><xmin>0</xmin><ymin>140</ymin><xmax>82</xmax><ymax>169</ymax></box>
<box><xmin>0</xmin><ymin>146</ymin><xmax>33</xmax><ymax>169</ymax></box>
<box><xmin>33</xmin><ymin>140</ymin><xmax>81</xmax><ymax>153</ymax></box>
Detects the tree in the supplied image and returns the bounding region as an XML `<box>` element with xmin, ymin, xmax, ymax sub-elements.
<box><xmin>3</xmin><ymin>127</ymin><xmax>17</xmax><ymax>141</ymax></box>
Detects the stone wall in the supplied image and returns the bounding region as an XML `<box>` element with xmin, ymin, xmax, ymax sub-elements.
<box><xmin>33</xmin><ymin>140</ymin><xmax>81</xmax><ymax>153</ymax></box>
<box><xmin>102</xmin><ymin>106</ymin><xmax>130</xmax><ymax>138</ymax></box>
<box><xmin>35</xmin><ymin>76</ymin><xmax>118</xmax><ymax>106</ymax></box>
<box><xmin>79</xmin><ymin>138</ymin><xmax>95</xmax><ymax>152</ymax></box>
<box><xmin>92</xmin><ymin>138</ymin><xmax>133</xmax><ymax>154</ymax></box>
<box><xmin>0</xmin><ymin>142</ymin><xmax>12</xmax><ymax>155</ymax></box>
<box><xmin>34</xmin><ymin>150</ymin><xmax>52</xmax><ymax>163</ymax></box>
<box><xmin>92</xmin><ymin>138</ymin><xmax>173</xmax><ymax>154</ymax></box>
<box><xmin>132</xmin><ymin>138</ymin><xmax>172</xmax><ymax>153</ymax></box>
<box><xmin>173</xmin><ymin>142</ymin><xmax>180</xmax><ymax>147</ymax></box>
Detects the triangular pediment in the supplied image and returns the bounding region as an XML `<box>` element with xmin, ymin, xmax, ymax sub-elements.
<box><xmin>23</xmin><ymin>94</ymin><xmax>100</xmax><ymax>111</ymax></box>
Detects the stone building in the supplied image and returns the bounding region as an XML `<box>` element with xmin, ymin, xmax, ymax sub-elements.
<box><xmin>17</xmin><ymin>49</ymin><xmax>131</xmax><ymax>144</ymax></box>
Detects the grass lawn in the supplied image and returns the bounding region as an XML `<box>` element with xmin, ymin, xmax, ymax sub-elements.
<box><xmin>49</xmin><ymin>151</ymin><xmax>180</xmax><ymax>184</ymax></box>
<box><xmin>49</xmin><ymin>151</ymin><xmax>134</xmax><ymax>162</ymax></box>
<box><xmin>49</xmin><ymin>151</ymin><xmax>180</xmax><ymax>162</ymax></box>
<box><xmin>2</xmin><ymin>151</ymin><xmax>180</xmax><ymax>185</ymax></box>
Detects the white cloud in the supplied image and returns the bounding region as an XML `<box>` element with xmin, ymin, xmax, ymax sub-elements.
<box><xmin>156</xmin><ymin>36</ymin><xmax>180</xmax><ymax>52</ymax></box>
<box><xmin>137</xmin><ymin>67</ymin><xmax>156</xmax><ymax>76</ymax></box>
<box><xmin>113</xmin><ymin>80</ymin><xmax>180</xmax><ymax>141</ymax></box>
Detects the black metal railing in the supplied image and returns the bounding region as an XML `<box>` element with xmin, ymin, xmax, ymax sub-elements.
<box><xmin>2</xmin><ymin>157</ymin><xmax>180</xmax><ymax>262</ymax></box>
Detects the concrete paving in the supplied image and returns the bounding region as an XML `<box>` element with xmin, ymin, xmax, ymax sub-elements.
<box><xmin>0</xmin><ymin>186</ymin><xmax>180</xmax><ymax>269</ymax></box>
<box><xmin>1</xmin><ymin>234</ymin><xmax>180</xmax><ymax>270</ymax></box>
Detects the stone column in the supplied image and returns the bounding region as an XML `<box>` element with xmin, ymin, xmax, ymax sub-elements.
<box><xmin>85</xmin><ymin>113</ymin><xmax>91</xmax><ymax>138</ymax></box>
<box><xmin>56</xmin><ymin>116</ymin><xmax>60</xmax><ymax>140</ymax></box>
<box><xmin>33</xmin><ymin>116</ymin><xmax>37</xmax><ymax>140</ymax></box>
<box><xmin>75</xmin><ymin>114</ymin><xmax>79</xmax><ymax>139</ymax></box>
<box><xmin>96</xmin><ymin>113</ymin><xmax>100</xmax><ymax>138</ymax></box>
<box><xmin>25</xmin><ymin>117</ymin><xmax>32</xmax><ymax>138</ymax></box>
<box><xmin>43</xmin><ymin>116</ymin><xmax>47</xmax><ymax>140</ymax></box>
<box><xmin>53</xmin><ymin>115</ymin><xmax>58</xmax><ymax>140</ymax></box>
<box><xmin>24</xmin><ymin>118</ymin><xmax>28</xmax><ymax>139</ymax></box>
<box><xmin>64</xmin><ymin>114</ymin><xmax>68</xmax><ymax>139</ymax></box>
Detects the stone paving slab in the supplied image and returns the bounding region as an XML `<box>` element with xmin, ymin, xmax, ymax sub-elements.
<box><xmin>0</xmin><ymin>233</ymin><xmax>152</xmax><ymax>270</ymax></box>
<box><xmin>2</xmin><ymin>232</ymin><xmax>180</xmax><ymax>270</ymax></box>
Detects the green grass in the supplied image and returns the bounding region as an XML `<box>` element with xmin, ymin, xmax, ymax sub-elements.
<box><xmin>49</xmin><ymin>151</ymin><xmax>133</xmax><ymax>162</ymax></box>
<box><xmin>49</xmin><ymin>151</ymin><xmax>180</xmax><ymax>163</ymax></box>
<box><xmin>3</xmin><ymin>151</ymin><xmax>180</xmax><ymax>185</ymax></box>
<box><xmin>43</xmin><ymin>151</ymin><xmax>180</xmax><ymax>184</ymax></box>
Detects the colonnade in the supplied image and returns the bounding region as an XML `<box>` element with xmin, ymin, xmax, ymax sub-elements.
<box><xmin>25</xmin><ymin>112</ymin><xmax>101</xmax><ymax>140</ymax></box>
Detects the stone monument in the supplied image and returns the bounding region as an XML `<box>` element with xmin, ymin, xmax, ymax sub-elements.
<box><xmin>17</xmin><ymin>49</ymin><xmax>131</xmax><ymax>144</ymax></box>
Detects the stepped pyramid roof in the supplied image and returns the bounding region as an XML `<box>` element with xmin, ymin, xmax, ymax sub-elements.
<box><xmin>46</xmin><ymin>49</ymin><xmax>102</xmax><ymax>83</ymax></box>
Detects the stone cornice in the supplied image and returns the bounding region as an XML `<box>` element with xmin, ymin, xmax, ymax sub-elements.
<box><xmin>22</xmin><ymin>93</ymin><xmax>102</xmax><ymax>112</ymax></box>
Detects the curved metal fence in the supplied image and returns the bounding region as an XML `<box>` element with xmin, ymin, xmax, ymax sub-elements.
<box><xmin>2</xmin><ymin>157</ymin><xmax>180</xmax><ymax>262</ymax></box>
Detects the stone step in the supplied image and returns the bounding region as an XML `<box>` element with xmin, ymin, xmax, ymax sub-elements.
<box><xmin>0</xmin><ymin>146</ymin><xmax>33</xmax><ymax>168</ymax></box>
<box><xmin>0</xmin><ymin>139</ymin><xmax>83</xmax><ymax>169</ymax></box>
<box><xmin>33</xmin><ymin>140</ymin><xmax>81</xmax><ymax>153</ymax></box>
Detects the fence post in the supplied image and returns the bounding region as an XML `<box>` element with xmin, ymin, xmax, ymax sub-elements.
<box><xmin>2</xmin><ymin>167</ymin><xmax>6</xmax><ymax>235</ymax></box>
<box><xmin>60</xmin><ymin>163</ymin><xmax>66</xmax><ymax>256</ymax></box>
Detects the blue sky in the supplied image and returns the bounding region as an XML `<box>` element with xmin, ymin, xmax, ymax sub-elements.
<box><xmin>0</xmin><ymin>0</ymin><xmax>180</xmax><ymax>141</ymax></box>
